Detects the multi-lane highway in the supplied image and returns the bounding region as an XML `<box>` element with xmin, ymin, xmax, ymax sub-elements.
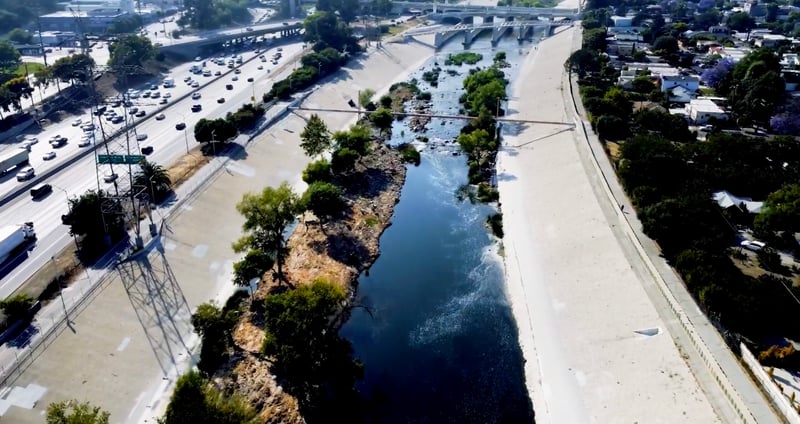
<box><xmin>0</xmin><ymin>40</ymin><xmax>305</xmax><ymax>299</ymax></box>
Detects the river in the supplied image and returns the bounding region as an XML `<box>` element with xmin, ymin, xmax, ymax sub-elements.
<box><xmin>339</xmin><ymin>34</ymin><xmax>542</xmax><ymax>423</ymax></box>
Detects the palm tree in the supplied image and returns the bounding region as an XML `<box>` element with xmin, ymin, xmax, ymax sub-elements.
<box><xmin>133</xmin><ymin>160</ymin><xmax>171</xmax><ymax>203</ymax></box>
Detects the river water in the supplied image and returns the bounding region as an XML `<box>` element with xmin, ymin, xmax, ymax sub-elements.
<box><xmin>339</xmin><ymin>34</ymin><xmax>542</xmax><ymax>423</ymax></box>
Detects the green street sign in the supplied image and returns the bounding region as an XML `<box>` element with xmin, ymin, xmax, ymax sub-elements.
<box><xmin>97</xmin><ymin>154</ymin><xmax>146</xmax><ymax>164</ymax></box>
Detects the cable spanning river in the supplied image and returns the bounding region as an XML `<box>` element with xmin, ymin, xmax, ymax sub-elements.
<box><xmin>340</xmin><ymin>35</ymin><xmax>540</xmax><ymax>423</ymax></box>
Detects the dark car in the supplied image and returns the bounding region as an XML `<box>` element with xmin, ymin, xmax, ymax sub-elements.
<box><xmin>225</xmin><ymin>84</ymin><xmax>233</xmax><ymax>90</ymax></box>
<box><xmin>217</xmin><ymin>97</ymin><xmax>225</xmax><ymax>103</ymax></box>
<box><xmin>141</xmin><ymin>146</ymin><xmax>154</xmax><ymax>155</ymax></box>
<box><xmin>176</xmin><ymin>122</ymin><xmax>186</xmax><ymax>130</ymax></box>
<box><xmin>191</xmin><ymin>104</ymin><xmax>202</xmax><ymax>112</ymax></box>
<box><xmin>247</xmin><ymin>77</ymin><xmax>253</xmax><ymax>82</ymax></box>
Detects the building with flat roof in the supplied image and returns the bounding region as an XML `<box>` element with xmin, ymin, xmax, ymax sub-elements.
<box><xmin>685</xmin><ymin>98</ymin><xmax>728</xmax><ymax>124</ymax></box>
<box><xmin>39</xmin><ymin>9</ymin><xmax>129</xmax><ymax>33</ymax></box>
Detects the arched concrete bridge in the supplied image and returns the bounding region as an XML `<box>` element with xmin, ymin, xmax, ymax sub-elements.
<box><xmin>405</xmin><ymin>19</ymin><xmax>573</xmax><ymax>48</ymax></box>
<box><xmin>392</xmin><ymin>1</ymin><xmax>580</xmax><ymax>19</ymax></box>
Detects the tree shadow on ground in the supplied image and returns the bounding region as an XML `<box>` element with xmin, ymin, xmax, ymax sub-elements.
<box><xmin>337</xmin><ymin>167</ymin><xmax>393</xmax><ymax>199</ymax></box>
<box><xmin>326</xmin><ymin>232</ymin><xmax>370</xmax><ymax>269</ymax></box>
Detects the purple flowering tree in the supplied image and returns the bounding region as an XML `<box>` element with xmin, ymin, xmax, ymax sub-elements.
<box><xmin>701</xmin><ymin>57</ymin><xmax>735</xmax><ymax>89</ymax></box>
<box><xmin>770</xmin><ymin>98</ymin><xmax>800</xmax><ymax>135</ymax></box>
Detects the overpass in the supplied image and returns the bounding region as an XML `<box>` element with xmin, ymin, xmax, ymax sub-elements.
<box><xmin>158</xmin><ymin>21</ymin><xmax>304</xmax><ymax>56</ymax></box>
<box><xmin>393</xmin><ymin>1</ymin><xmax>580</xmax><ymax>18</ymax></box>
<box><xmin>405</xmin><ymin>20</ymin><xmax>572</xmax><ymax>48</ymax></box>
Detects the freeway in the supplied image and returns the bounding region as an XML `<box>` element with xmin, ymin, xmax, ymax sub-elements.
<box><xmin>0</xmin><ymin>40</ymin><xmax>306</xmax><ymax>299</ymax></box>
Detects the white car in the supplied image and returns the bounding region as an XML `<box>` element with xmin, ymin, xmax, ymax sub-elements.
<box><xmin>78</xmin><ymin>138</ymin><xmax>92</xmax><ymax>147</ymax></box>
<box><xmin>42</xmin><ymin>151</ymin><xmax>56</xmax><ymax>160</ymax></box>
<box><xmin>191</xmin><ymin>92</ymin><xmax>201</xmax><ymax>100</ymax></box>
<box><xmin>740</xmin><ymin>240</ymin><xmax>766</xmax><ymax>252</ymax></box>
<box><xmin>71</xmin><ymin>118</ymin><xmax>82</xmax><ymax>126</ymax></box>
<box><xmin>163</xmin><ymin>92</ymin><xmax>171</xmax><ymax>98</ymax></box>
<box><xmin>25</xmin><ymin>137</ymin><xmax>39</xmax><ymax>145</ymax></box>
<box><xmin>16</xmin><ymin>166</ymin><xmax>35</xmax><ymax>181</ymax></box>
<box><xmin>159</xmin><ymin>98</ymin><xmax>168</xmax><ymax>104</ymax></box>
<box><xmin>232</xmin><ymin>76</ymin><xmax>238</xmax><ymax>81</ymax></box>
<box><xmin>82</xmin><ymin>123</ymin><xmax>95</xmax><ymax>131</ymax></box>
<box><xmin>155</xmin><ymin>113</ymin><xmax>166</xmax><ymax>120</ymax></box>
<box><xmin>191</xmin><ymin>81</ymin><xmax>200</xmax><ymax>88</ymax></box>
<box><xmin>103</xmin><ymin>172</ymin><xmax>118</xmax><ymax>183</ymax></box>
<box><xmin>136</xmin><ymin>133</ymin><xmax>148</xmax><ymax>141</ymax></box>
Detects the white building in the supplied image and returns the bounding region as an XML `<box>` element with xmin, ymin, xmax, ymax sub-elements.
<box><xmin>661</xmin><ymin>74</ymin><xmax>700</xmax><ymax>92</ymax></box>
<box><xmin>686</xmin><ymin>99</ymin><xmax>728</xmax><ymax>124</ymax></box>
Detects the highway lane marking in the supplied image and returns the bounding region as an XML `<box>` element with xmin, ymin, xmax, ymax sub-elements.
<box><xmin>117</xmin><ymin>337</ymin><xmax>131</xmax><ymax>352</ymax></box>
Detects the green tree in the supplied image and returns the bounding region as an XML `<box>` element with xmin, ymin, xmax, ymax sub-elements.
<box><xmin>61</xmin><ymin>190</ymin><xmax>126</xmax><ymax>258</ymax></box>
<box><xmin>369</xmin><ymin>107</ymin><xmax>393</xmax><ymax>135</ymax></box>
<box><xmin>595</xmin><ymin>114</ymin><xmax>628</xmax><ymax>140</ymax></box>
<box><xmin>300</xmin><ymin>114</ymin><xmax>332</xmax><ymax>158</ymax></box>
<box><xmin>162</xmin><ymin>371</ymin><xmax>257</xmax><ymax>424</ymax></box>
<box><xmin>727</xmin><ymin>12</ymin><xmax>755</xmax><ymax>32</ymax></box>
<box><xmin>191</xmin><ymin>302</ymin><xmax>239</xmax><ymax>373</ymax></box>
<box><xmin>693</xmin><ymin>9</ymin><xmax>721</xmax><ymax>31</ymax></box>
<box><xmin>583</xmin><ymin>28</ymin><xmax>608</xmax><ymax>52</ymax></box>
<box><xmin>301</xmin><ymin>182</ymin><xmax>346</xmax><ymax>225</ymax></box>
<box><xmin>51</xmin><ymin>54</ymin><xmax>95</xmax><ymax>84</ymax></box>
<box><xmin>565</xmin><ymin>49</ymin><xmax>601</xmax><ymax>77</ymax></box>
<box><xmin>652</xmin><ymin>35</ymin><xmax>679</xmax><ymax>54</ymax></box>
<box><xmin>133</xmin><ymin>160</ymin><xmax>172</xmax><ymax>203</ymax></box>
<box><xmin>233</xmin><ymin>249</ymin><xmax>274</xmax><ymax>288</ymax></box>
<box><xmin>333</xmin><ymin>124</ymin><xmax>371</xmax><ymax>156</ymax></box>
<box><xmin>7</xmin><ymin>28</ymin><xmax>32</xmax><ymax>44</ymax></box>
<box><xmin>108</xmin><ymin>15</ymin><xmax>143</xmax><ymax>34</ymax></box>
<box><xmin>0</xmin><ymin>293</ymin><xmax>34</xmax><ymax>322</ymax></box>
<box><xmin>331</xmin><ymin>147</ymin><xmax>359</xmax><ymax>174</ymax></box>
<box><xmin>194</xmin><ymin>118</ymin><xmax>237</xmax><ymax>144</ymax></box>
<box><xmin>302</xmin><ymin>159</ymin><xmax>332</xmax><ymax>184</ymax></box>
<box><xmin>630</xmin><ymin>75</ymin><xmax>657</xmax><ymax>94</ymax></box>
<box><xmin>358</xmin><ymin>88</ymin><xmax>375</xmax><ymax>108</ymax></box>
<box><xmin>0</xmin><ymin>40</ymin><xmax>20</xmax><ymax>73</ymax></box>
<box><xmin>754</xmin><ymin>183</ymin><xmax>800</xmax><ymax>233</ymax></box>
<box><xmin>46</xmin><ymin>400</ymin><xmax>110</xmax><ymax>424</ymax></box>
<box><xmin>108</xmin><ymin>35</ymin><xmax>155</xmax><ymax>76</ymax></box>
<box><xmin>262</xmin><ymin>280</ymin><xmax>363</xmax><ymax>408</ymax></box>
<box><xmin>303</xmin><ymin>11</ymin><xmax>355</xmax><ymax>52</ymax></box>
<box><xmin>233</xmin><ymin>182</ymin><xmax>299</xmax><ymax>284</ymax></box>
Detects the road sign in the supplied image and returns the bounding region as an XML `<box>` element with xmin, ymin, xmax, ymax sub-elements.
<box><xmin>97</xmin><ymin>154</ymin><xmax>146</xmax><ymax>165</ymax></box>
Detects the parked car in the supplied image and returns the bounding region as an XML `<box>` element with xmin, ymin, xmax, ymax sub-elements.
<box><xmin>42</xmin><ymin>151</ymin><xmax>56</xmax><ymax>160</ymax></box>
<box><xmin>740</xmin><ymin>240</ymin><xmax>766</xmax><ymax>252</ymax></box>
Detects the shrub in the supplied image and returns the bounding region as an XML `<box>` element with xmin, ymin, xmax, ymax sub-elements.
<box><xmin>397</xmin><ymin>143</ymin><xmax>421</xmax><ymax>165</ymax></box>
<box><xmin>476</xmin><ymin>182</ymin><xmax>499</xmax><ymax>203</ymax></box>
<box><xmin>302</xmin><ymin>159</ymin><xmax>333</xmax><ymax>184</ymax></box>
<box><xmin>0</xmin><ymin>294</ymin><xmax>35</xmax><ymax>322</ymax></box>
<box><xmin>486</xmin><ymin>213</ymin><xmax>503</xmax><ymax>238</ymax></box>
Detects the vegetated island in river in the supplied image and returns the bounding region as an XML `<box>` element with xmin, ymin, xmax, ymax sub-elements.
<box><xmin>218</xmin><ymin>137</ymin><xmax>408</xmax><ymax>423</ymax></box>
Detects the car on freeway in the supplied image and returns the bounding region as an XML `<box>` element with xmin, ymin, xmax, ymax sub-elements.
<box><xmin>129</xmin><ymin>106</ymin><xmax>139</xmax><ymax>114</ymax></box>
<box><xmin>195</xmin><ymin>56</ymin><xmax>202</xmax><ymax>61</ymax></box>
<box><xmin>203</xmin><ymin>70</ymin><xmax>212</xmax><ymax>77</ymax></box>
<box><xmin>50</xmin><ymin>136</ymin><xmax>67</xmax><ymax>147</ymax></box>
<box><xmin>82</xmin><ymin>123</ymin><xmax>95</xmax><ymax>131</ymax></box>
<box><xmin>234</xmin><ymin>69</ymin><xmax>241</xmax><ymax>74</ymax></box>
<box><xmin>184</xmin><ymin>76</ymin><xmax>191</xmax><ymax>82</ymax></box>
<box><xmin>247</xmin><ymin>77</ymin><xmax>254</xmax><ymax>82</ymax></box>
<box><xmin>136</xmin><ymin>110</ymin><xmax>146</xmax><ymax>117</ymax></box>
<box><xmin>176</xmin><ymin>122</ymin><xmax>186</xmax><ymax>130</ymax></box>
<box><xmin>192</xmin><ymin>81</ymin><xmax>200</xmax><ymax>88</ymax></box>
<box><xmin>741</xmin><ymin>240</ymin><xmax>766</xmax><ymax>252</ymax></box>
<box><xmin>141</xmin><ymin>146</ymin><xmax>154</xmax><ymax>155</ymax></box>
<box><xmin>186</xmin><ymin>78</ymin><xmax>194</xmax><ymax>85</ymax></box>
<box><xmin>71</xmin><ymin>118</ymin><xmax>82</xmax><ymax>126</ymax></box>
<box><xmin>232</xmin><ymin>76</ymin><xmax>238</xmax><ymax>81</ymax></box>
<box><xmin>142</xmin><ymin>91</ymin><xmax>151</xmax><ymax>98</ymax></box>
<box><xmin>214</xmin><ymin>70</ymin><xmax>221</xmax><ymax>76</ymax></box>
<box><xmin>103</xmin><ymin>172</ymin><xmax>118</xmax><ymax>183</ymax></box>
<box><xmin>226</xmin><ymin>84</ymin><xmax>233</xmax><ymax>90</ymax></box>
<box><xmin>257</xmin><ymin>65</ymin><xmax>263</xmax><ymax>70</ymax></box>
<box><xmin>150</xmin><ymin>84</ymin><xmax>158</xmax><ymax>90</ymax></box>
<box><xmin>246</xmin><ymin>27</ymin><xmax>253</xmax><ymax>31</ymax></box>
<box><xmin>277</xmin><ymin>47</ymin><xmax>283</xmax><ymax>51</ymax></box>
<box><xmin>42</xmin><ymin>151</ymin><xmax>56</xmax><ymax>160</ymax></box>
<box><xmin>191</xmin><ymin>104</ymin><xmax>202</xmax><ymax>112</ymax></box>
<box><xmin>164</xmin><ymin>92</ymin><xmax>171</xmax><ymax>98</ymax></box>
<box><xmin>78</xmin><ymin>138</ymin><xmax>92</xmax><ymax>147</ymax></box>
<box><xmin>156</xmin><ymin>113</ymin><xmax>166</xmax><ymax>120</ymax></box>
<box><xmin>151</xmin><ymin>91</ymin><xmax>161</xmax><ymax>98</ymax></box>
<box><xmin>111</xmin><ymin>115</ymin><xmax>124</xmax><ymax>124</ymax></box>
<box><xmin>136</xmin><ymin>133</ymin><xmax>148</xmax><ymax>141</ymax></box>
<box><xmin>191</xmin><ymin>92</ymin><xmax>201</xmax><ymax>100</ymax></box>
<box><xmin>16</xmin><ymin>166</ymin><xmax>35</xmax><ymax>181</ymax></box>
<box><xmin>217</xmin><ymin>97</ymin><xmax>225</xmax><ymax>103</ymax></box>
<box><xmin>159</xmin><ymin>98</ymin><xmax>168</xmax><ymax>104</ymax></box>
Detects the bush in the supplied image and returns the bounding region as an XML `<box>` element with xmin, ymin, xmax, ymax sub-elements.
<box><xmin>595</xmin><ymin>114</ymin><xmax>628</xmax><ymax>140</ymax></box>
<box><xmin>397</xmin><ymin>143</ymin><xmax>421</xmax><ymax>165</ymax></box>
<box><xmin>487</xmin><ymin>213</ymin><xmax>503</xmax><ymax>238</ymax></box>
<box><xmin>416</xmin><ymin>91</ymin><xmax>432</xmax><ymax>101</ymax></box>
<box><xmin>476</xmin><ymin>182</ymin><xmax>499</xmax><ymax>203</ymax></box>
<box><xmin>331</xmin><ymin>148</ymin><xmax>359</xmax><ymax>174</ymax></box>
<box><xmin>379</xmin><ymin>95</ymin><xmax>392</xmax><ymax>108</ymax></box>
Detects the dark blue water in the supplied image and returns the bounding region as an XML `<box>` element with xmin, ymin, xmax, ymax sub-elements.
<box><xmin>339</xmin><ymin>36</ymin><xmax>539</xmax><ymax>423</ymax></box>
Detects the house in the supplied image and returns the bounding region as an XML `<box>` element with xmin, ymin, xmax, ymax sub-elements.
<box><xmin>754</xmin><ymin>34</ymin><xmax>789</xmax><ymax>48</ymax></box>
<box><xmin>661</xmin><ymin>74</ymin><xmax>700</xmax><ymax>92</ymax></box>
<box><xmin>743</xmin><ymin>1</ymin><xmax>766</xmax><ymax>17</ymax></box>
<box><xmin>713</xmin><ymin>190</ymin><xmax>763</xmax><ymax>213</ymax></box>
<box><xmin>781</xmin><ymin>53</ymin><xmax>800</xmax><ymax>68</ymax></box>
<box><xmin>611</xmin><ymin>15</ymin><xmax>634</xmax><ymax>27</ymax></box>
<box><xmin>633</xmin><ymin>101</ymin><xmax>667</xmax><ymax>113</ymax></box>
<box><xmin>686</xmin><ymin>98</ymin><xmax>728</xmax><ymax>124</ymax></box>
<box><xmin>14</xmin><ymin>44</ymin><xmax>42</xmax><ymax>56</ymax></box>
<box><xmin>669</xmin><ymin>85</ymin><xmax>697</xmax><ymax>103</ymax></box>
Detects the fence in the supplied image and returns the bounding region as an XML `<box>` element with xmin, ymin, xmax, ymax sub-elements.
<box><xmin>741</xmin><ymin>343</ymin><xmax>800</xmax><ymax>424</ymax></box>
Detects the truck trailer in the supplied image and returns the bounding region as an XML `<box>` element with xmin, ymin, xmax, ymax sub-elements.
<box><xmin>0</xmin><ymin>149</ymin><xmax>29</xmax><ymax>175</ymax></box>
<box><xmin>0</xmin><ymin>223</ymin><xmax>36</xmax><ymax>265</ymax></box>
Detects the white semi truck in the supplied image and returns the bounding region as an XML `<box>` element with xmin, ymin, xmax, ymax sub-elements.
<box><xmin>0</xmin><ymin>149</ymin><xmax>29</xmax><ymax>176</ymax></box>
<box><xmin>0</xmin><ymin>223</ymin><xmax>36</xmax><ymax>265</ymax></box>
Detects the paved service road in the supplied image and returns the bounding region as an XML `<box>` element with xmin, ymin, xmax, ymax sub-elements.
<box><xmin>0</xmin><ymin>41</ymin><xmax>305</xmax><ymax>299</ymax></box>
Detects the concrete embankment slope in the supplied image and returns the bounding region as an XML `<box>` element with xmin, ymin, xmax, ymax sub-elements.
<box><xmin>497</xmin><ymin>27</ymin><xmax>724</xmax><ymax>423</ymax></box>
